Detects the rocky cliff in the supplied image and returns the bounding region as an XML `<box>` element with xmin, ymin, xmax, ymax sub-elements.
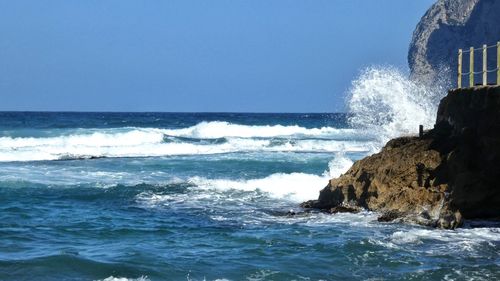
<box><xmin>302</xmin><ymin>86</ymin><xmax>500</xmax><ymax>229</ymax></box>
<box><xmin>408</xmin><ymin>0</ymin><xmax>500</xmax><ymax>86</ymax></box>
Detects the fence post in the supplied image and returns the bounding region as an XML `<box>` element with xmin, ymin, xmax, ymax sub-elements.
<box><xmin>497</xmin><ymin>42</ymin><xmax>500</xmax><ymax>85</ymax></box>
<box><xmin>483</xmin><ymin>45</ymin><xmax>487</xmax><ymax>86</ymax></box>
<box><xmin>470</xmin><ymin>47</ymin><xmax>474</xmax><ymax>87</ymax></box>
<box><xmin>458</xmin><ymin>49</ymin><xmax>462</xmax><ymax>88</ymax></box>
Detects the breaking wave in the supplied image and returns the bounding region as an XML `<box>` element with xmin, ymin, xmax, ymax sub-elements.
<box><xmin>346</xmin><ymin>66</ymin><xmax>447</xmax><ymax>150</ymax></box>
<box><xmin>99</xmin><ymin>277</ymin><xmax>150</xmax><ymax>281</ymax></box>
<box><xmin>0</xmin><ymin>124</ymin><xmax>370</xmax><ymax>162</ymax></box>
<box><xmin>145</xmin><ymin>154</ymin><xmax>354</xmax><ymax>203</ymax></box>
<box><xmin>162</xmin><ymin>121</ymin><xmax>359</xmax><ymax>139</ymax></box>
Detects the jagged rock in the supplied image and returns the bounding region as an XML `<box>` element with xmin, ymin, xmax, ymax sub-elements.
<box><xmin>303</xmin><ymin>86</ymin><xmax>500</xmax><ymax>229</ymax></box>
<box><xmin>408</xmin><ymin>0</ymin><xmax>500</xmax><ymax>86</ymax></box>
<box><xmin>329</xmin><ymin>205</ymin><xmax>362</xmax><ymax>214</ymax></box>
<box><xmin>377</xmin><ymin>210</ymin><xmax>404</xmax><ymax>222</ymax></box>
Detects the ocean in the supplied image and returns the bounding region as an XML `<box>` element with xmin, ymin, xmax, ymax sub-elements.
<box><xmin>1</xmin><ymin>69</ymin><xmax>499</xmax><ymax>280</ymax></box>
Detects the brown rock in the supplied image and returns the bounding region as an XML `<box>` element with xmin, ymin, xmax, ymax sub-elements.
<box><xmin>302</xmin><ymin>87</ymin><xmax>500</xmax><ymax>229</ymax></box>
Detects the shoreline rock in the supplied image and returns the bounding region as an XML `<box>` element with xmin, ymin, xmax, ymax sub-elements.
<box><xmin>302</xmin><ymin>86</ymin><xmax>500</xmax><ymax>229</ymax></box>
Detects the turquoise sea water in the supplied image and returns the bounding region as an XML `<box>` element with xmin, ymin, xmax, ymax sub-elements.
<box><xmin>0</xmin><ymin>112</ymin><xmax>498</xmax><ymax>281</ymax></box>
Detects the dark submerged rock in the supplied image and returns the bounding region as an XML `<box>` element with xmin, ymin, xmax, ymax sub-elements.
<box><xmin>377</xmin><ymin>210</ymin><xmax>404</xmax><ymax>222</ymax></box>
<box><xmin>329</xmin><ymin>205</ymin><xmax>362</xmax><ymax>214</ymax></box>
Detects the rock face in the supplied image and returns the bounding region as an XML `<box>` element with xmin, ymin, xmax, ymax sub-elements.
<box><xmin>408</xmin><ymin>0</ymin><xmax>500</xmax><ymax>86</ymax></box>
<box><xmin>302</xmin><ymin>86</ymin><xmax>500</xmax><ymax>229</ymax></box>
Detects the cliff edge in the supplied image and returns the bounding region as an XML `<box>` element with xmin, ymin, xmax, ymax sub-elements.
<box><xmin>408</xmin><ymin>0</ymin><xmax>500</xmax><ymax>85</ymax></box>
<box><xmin>302</xmin><ymin>86</ymin><xmax>500</xmax><ymax>229</ymax></box>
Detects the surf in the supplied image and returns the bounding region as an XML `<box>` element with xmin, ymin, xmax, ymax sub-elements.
<box><xmin>0</xmin><ymin>124</ymin><xmax>370</xmax><ymax>162</ymax></box>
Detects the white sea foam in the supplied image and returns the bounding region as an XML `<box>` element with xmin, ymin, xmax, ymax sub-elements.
<box><xmin>276</xmin><ymin>210</ymin><xmax>380</xmax><ymax>228</ymax></box>
<box><xmin>162</xmin><ymin>121</ymin><xmax>360</xmax><ymax>139</ymax></box>
<box><xmin>0</xmin><ymin>152</ymin><xmax>353</xmax><ymax>188</ymax></box>
<box><xmin>390</xmin><ymin>227</ymin><xmax>500</xmax><ymax>245</ymax></box>
<box><xmin>188</xmin><ymin>172</ymin><xmax>326</xmax><ymax>202</ymax></box>
<box><xmin>346</xmin><ymin>66</ymin><xmax>446</xmax><ymax>150</ymax></box>
<box><xmin>368</xmin><ymin>226</ymin><xmax>500</xmax><ymax>256</ymax></box>
<box><xmin>0</xmin><ymin>163</ymin><xmax>187</xmax><ymax>187</ymax></box>
<box><xmin>0</xmin><ymin>126</ymin><xmax>369</xmax><ymax>162</ymax></box>
<box><xmin>187</xmin><ymin>154</ymin><xmax>353</xmax><ymax>202</ymax></box>
<box><xmin>134</xmin><ymin>154</ymin><xmax>353</xmax><ymax>208</ymax></box>
<box><xmin>98</xmin><ymin>276</ymin><xmax>150</xmax><ymax>281</ymax></box>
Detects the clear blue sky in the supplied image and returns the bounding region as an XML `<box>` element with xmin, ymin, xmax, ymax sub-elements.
<box><xmin>0</xmin><ymin>0</ymin><xmax>435</xmax><ymax>112</ymax></box>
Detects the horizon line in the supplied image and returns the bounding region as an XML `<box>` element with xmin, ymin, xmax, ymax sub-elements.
<box><xmin>0</xmin><ymin>110</ymin><xmax>349</xmax><ymax>114</ymax></box>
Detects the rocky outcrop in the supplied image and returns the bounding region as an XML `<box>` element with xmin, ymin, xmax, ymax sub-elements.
<box><xmin>408</xmin><ymin>0</ymin><xmax>500</xmax><ymax>86</ymax></box>
<box><xmin>302</xmin><ymin>86</ymin><xmax>500</xmax><ymax>229</ymax></box>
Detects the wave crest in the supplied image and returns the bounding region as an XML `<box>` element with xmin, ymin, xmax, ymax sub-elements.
<box><xmin>186</xmin><ymin>155</ymin><xmax>353</xmax><ymax>202</ymax></box>
<box><xmin>0</xmin><ymin>123</ymin><xmax>369</xmax><ymax>162</ymax></box>
<box><xmin>162</xmin><ymin>121</ymin><xmax>358</xmax><ymax>139</ymax></box>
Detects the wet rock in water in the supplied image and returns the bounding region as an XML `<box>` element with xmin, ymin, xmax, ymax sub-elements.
<box><xmin>329</xmin><ymin>205</ymin><xmax>361</xmax><ymax>214</ymax></box>
<box><xmin>303</xmin><ymin>87</ymin><xmax>500</xmax><ymax>229</ymax></box>
<box><xmin>377</xmin><ymin>210</ymin><xmax>404</xmax><ymax>222</ymax></box>
<box><xmin>268</xmin><ymin>209</ymin><xmax>314</xmax><ymax>218</ymax></box>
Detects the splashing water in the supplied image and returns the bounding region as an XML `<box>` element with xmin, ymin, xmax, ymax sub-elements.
<box><xmin>346</xmin><ymin>66</ymin><xmax>447</xmax><ymax>150</ymax></box>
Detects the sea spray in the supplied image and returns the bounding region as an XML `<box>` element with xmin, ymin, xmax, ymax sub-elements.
<box><xmin>323</xmin><ymin>152</ymin><xmax>354</xmax><ymax>179</ymax></box>
<box><xmin>346</xmin><ymin>66</ymin><xmax>447</xmax><ymax>150</ymax></box>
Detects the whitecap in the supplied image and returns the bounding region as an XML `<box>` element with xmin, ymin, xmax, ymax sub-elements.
<box><xmin>97</xmin><ymin>276</ymin><xmax>150</xmax><ymax>281</ymax></box>
<box><xmin>0</xmin><ymin>126</ymin><xmax>371</xmax><ymax>162</ymax></box>
<box><xmin>161</xmin><ymin>121</ymin><xmax>362</xmax><ymax>139</ymax></box>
